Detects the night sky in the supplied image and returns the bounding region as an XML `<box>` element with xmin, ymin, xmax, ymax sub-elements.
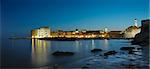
<box><xmin>1</xmin><ymin>0</ymin><xmax>149</xmax><ymax>37</ymax></box>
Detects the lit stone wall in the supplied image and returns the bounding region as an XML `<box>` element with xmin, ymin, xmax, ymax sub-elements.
<box><xmin>123</xmin><ymin>26</ymin><xmax>141</xmax><ymax>38</ymax></box>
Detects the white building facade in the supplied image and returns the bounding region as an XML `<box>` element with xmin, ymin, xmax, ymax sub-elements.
<box><xmin>31</xmin><ymin>27</ymin><xmax>51</xmax><ymax>38</ymax></box>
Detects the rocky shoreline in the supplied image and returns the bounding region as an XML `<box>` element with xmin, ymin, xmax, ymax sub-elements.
<box><xmin>132</xmin><ymin>19</ymin><xmax>149</xmax><ymax>46</ymax></box>
<box><xmin>58</xmin><ymin>19</ymin><xmax>150</xmax><ymax>69</ymax></box>
<box><xmin>57</xmin><ymin>45</ymin><xmax>149</xmax><ymax>69</ymax></box>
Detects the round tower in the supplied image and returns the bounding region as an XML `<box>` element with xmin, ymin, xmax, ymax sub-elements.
<box><xmin>134</xmin><ymin>19</ymin><xmax>138</xmax><ymax>26</ymax></box>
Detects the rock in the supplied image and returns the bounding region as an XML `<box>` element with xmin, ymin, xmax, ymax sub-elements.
<box><xmin>53</xmin><ymin>64</ymin><xmax>59</xmax><ymax>69</ymax></box>
<box><xmin>91</xmin><ymin>49</ymin><xmax>102</xmax><ymax>53</ymax></box>
<box><xmin>132</xmin><ymin>19</ymin><xmax>149</xmax><ymax>46</ymax></box>
<box><xmin>120</xmin><ymin>47</ymin><xmax>137</xmax><ymax>54</ymax></box>
<box><xmin>120</xmin><ymin>47</ymin><xmax>135</xmax><ymax>50</ymax></box>
<box><xmin>124</xmin><ymin>64</ymin><xmax>136</xmax><ymax>68</ymax></box>
<box><xmin>134</xmin><ymin>53</ymin><xmax>142</xmax><ymax>56</ymax></box>
<box><xmin>81</xmin><ymin>66</ymin><xmax>89</xmax><ymax>69</ymax></box>
<box><xmin>128</xmin><ymin>50</ymin><xmax>134</xmax><ymax>54</ymax></box>
<box><xmin>137</xmin><ymin>48</ymin><xmax>143</xmax><ymax>50</ymax></box>
<box><xmin>129</xmin><ymin>59</ymin><xmax>135</xmax><ymax>61</ymax></box>
<box><xmin>99</xmin><ymin>54</ymin><xmax>103</xmax><ymax>56</ymax></box>
<box><xmin>120</xmin><ymin>47</ymin><xmax>135</xmax><ymax>51</ymax></box>
<box><xmin>120</xmin><ymin>47</ymin><xmax>142</xmax><ymax>54</ymax></box>
<box><xmin>123</xmin><ymin>26</ymin><xmax>140</xmax><ymax>38</ymax></box>
<box><xmin>86</xmin><ymin>63</ymin><xmax>90</xmax><ymax>65</ymax></box>
<box><xmin>104</xmin><ymin>50</ymin><xmax>117</xmax><ymax>56</ymax></box>
<box><xmin>52</xmin><ymin>51</ymin><xmax>74</xmax><ymax>56</ymax></box>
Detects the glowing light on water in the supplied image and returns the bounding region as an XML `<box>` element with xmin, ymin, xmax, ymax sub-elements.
<box><xmin>31</xmin><ymin>39</ymin><xmax>50</xmax><ymax>66</ymax></box>
<box><xmin>92</xmin><ymin>40</ymin><xmax>95</xmax><ymax>49</ymax></box>
<box><xmin>75</xmin><ymin>40</ymin><xmax>79</xmax><ymax>52</ymax></box>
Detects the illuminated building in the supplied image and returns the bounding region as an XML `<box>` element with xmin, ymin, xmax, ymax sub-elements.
<box><xmin>104</xmin><ymin>28</ymin><xmax>108</xmax><ymax>33</ymax></box>
<box><xmin>50</xmin><ymin>29</ymin><xmax>107</xmax><ymax>38</ymax></box>
<box><xmin>31</xmin><ymin>27</ymin><xmax>51</xmax><ymax>38</ymax></box>
<box><xmin>31</xmin><ymin>28</ymin><xmax>113</xmax><ymax>39</ymax></box>
<box><xmin>108</xmin><ymin>31</ymin><xmax>122</xmax><ymax>38</ymax></box>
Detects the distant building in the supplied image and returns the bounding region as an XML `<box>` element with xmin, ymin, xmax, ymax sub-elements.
<box><xmin>50</xmin><ymin>29</ymin><xmax>108</xmax><ymax>38</ymax></box>
<box><xmin>108</xmin><ymin>31</ymin><xmax>123</xmax><ymax>38</ymax></box>
<box><xmin>31</xmin><ymin>27</ymin><xmax>51</xmax><ymax>38</ymax></box>
<box><xmin>104</xmin><ymin>28</ymin><xmax>108</xmax><ymax>32</ymax></box>
<box><xmin>123</xmin><ymin>19</ymin><xmax>141</xmax><ymax>38</ymax></box>
<box><xmin>75</xmin><ymin>29</ymin><xmax>79</xmax><ymax>33</ymax></box>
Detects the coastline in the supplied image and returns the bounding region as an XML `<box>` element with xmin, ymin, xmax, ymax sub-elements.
<box><xmin>8</xmin><ymin>37</ymin><xmax>133</xmax><ymax>41</ymax></box>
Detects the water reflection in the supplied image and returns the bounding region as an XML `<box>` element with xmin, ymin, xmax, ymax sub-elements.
<box><xmin>3</xmin><ymin>39</ymin><xmax>144</xmax><ymax>68</ymax></box>
<box><xmin>103</xmin><ymin>39</ymin><xmax>108</xmax><ymax>49</ymax></box>
<box><xmin>91</xmin><ymin>40</ymin><xmax>95</xmax><ymax>49</ymax></box>
<box><xmin>31</xmin><ymin>39</ymin><xmax>50</xmax><ymax>67</ymax></box>
<box><xmin>75</xmin><ymin>40</ymin><xmax>79</xmax><ymax>52</ymax></box>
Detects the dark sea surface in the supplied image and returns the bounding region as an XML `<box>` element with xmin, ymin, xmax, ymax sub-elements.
<box><xmin>1</xmin><ymin>38</ymin><xmax>149</xmax><ymax>68</ymax></box>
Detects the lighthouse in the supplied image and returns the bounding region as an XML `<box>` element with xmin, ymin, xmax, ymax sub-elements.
<box><xmin>134</xmin><ymin>19</ymin><xmax>138</xmax><ymax>27</ymax></box>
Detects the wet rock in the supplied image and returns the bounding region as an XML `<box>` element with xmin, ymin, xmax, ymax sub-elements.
<box><xmin>86</xmin><ymin>63</ymin><xmax>90</xmax><ymax>65</ymax></box>
<box><xmin>132</xmin><ymin>50</ymin><xmax>140</xmax><ymax>52</ymax></box>
<box><xmin>116</xmin><ymin>56</ymin><xmax>121</xmax><ymax>58</ymax></box>
<box><xmin>135</xmin><ymin>65</ymin><xmax>146</xmax><ymax>68</ymax></box>
<box><xmin>104</xmin><ymin>50</ymin><xmax>117</xmax><ymax>56</ymax></box>
<box><xmin>53</xmin><ymin>64</ymin><xmax>59</xmax><ymax>69</ymax></box>
<box><xmin>137</xmin><ymin>48</ymin><xmax>143</xmax><ymax>50</ymax></box>
<box><xmin>81</xmin><ymin>66</ymin><xmax>89</xmax><ymax>69</ymax></box>
<box><xmin>128</xmin><ymin>50</ymin><xmax>140</xmax><ymax>54</ymax></box>
<box><xmin>120</xmin><ymin>47</ymin><xmax>135</xmax><ymax>51</ymax></box>
<box><xmin>124</xmin><ymin>64</ymin><xmax>136</xmax><ymax>68</ymax></box>
<box><xmin>52</xmin><ymin>51</ymin><xmax>74</xmax><ymax>56</ymax></box>
<box><xmin>132</xmin><ymin>19</ymin><xmax>149</xmax><ymax>46</ymax></box>
<box><xmin>121</xmin><ymin>52</ymin><xmax>125</xmax><ymax>54</ymax></box>
<box><xmin>128</xmin><ymin>50</ymin><xmax>134</xmax><ymax>54</ymax></box>
<box><xmin>120</xmin><ymin>47</ymin><xmax>135</xmax><ymax>54</ymax></box>
<box><xmin>104</xmin><ymin>56</ymin><xmax>108</xmax><ymax>59</ymax></box>
<box><xmin>99</xmin><ymin>54</ymin><xmax>103</xmax><ymax>56</ymax></box>
<box><xmin>91</xmin><ymin>49</ymin><xmax>102</xmax><ymax>53</ymax></box>
<box><xmin>129</xmin><ymin>59</ymin><xmax>135</xmax><ymax>61</ymax></box>
<box><xmin>134</xmin><ymin>54</ymin><xmax>142</xmax><ymax>56</ymax></box>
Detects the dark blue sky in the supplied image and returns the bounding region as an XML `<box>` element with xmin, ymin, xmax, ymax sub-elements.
<box><xmin>1</xmin><ymin>0</ymin><xmax>149</xmax><ymax>37</ymax></box>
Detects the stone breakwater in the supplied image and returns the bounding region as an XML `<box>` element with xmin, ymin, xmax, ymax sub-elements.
<box><xmin>132</xmin><ymin>19</ymin><xmax>149</xmax><ymax>46</ymax></box>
